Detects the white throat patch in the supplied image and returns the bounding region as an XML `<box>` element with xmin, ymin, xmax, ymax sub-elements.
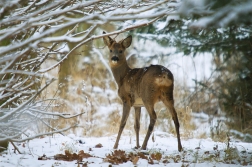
<box><xmin>112</xmin><ymin>60</ymin><xmax>118</xmax><ymax>64</ymax></box>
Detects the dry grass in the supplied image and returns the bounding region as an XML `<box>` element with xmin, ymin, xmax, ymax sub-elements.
<box><xmin>39</xmin><ymin>52</ymin><xmax>230</xmax><ymax>143</ymax></box>
<box><xmin>178</xmin><ymin>106</ymin><xmax>197</xmax><ymax>139</ymax></box>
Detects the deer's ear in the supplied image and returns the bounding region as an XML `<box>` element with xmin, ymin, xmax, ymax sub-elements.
<box><xmin>103</xmin><ymin>31</ymin><xmax>114</xmax><ymax>47</ymax></box>
<box><xmin>121</xmin><ymin>35</ymin><xmax>132</xmax><ymax>48</ymax></box>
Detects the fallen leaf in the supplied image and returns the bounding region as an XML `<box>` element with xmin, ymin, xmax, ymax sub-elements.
<box><xmin>148</xmin><ymin>157</ymin><xmax>154</xmax><ymax>164</ymax></box>
<box><xmin>95</xmin><ymin>143</ymin><xmax>103</xmax><ymax>148</ymax></box>
<box><xmin>132</xmin><ymin>156</ymin><xmax>139</xmax><ymax>165</ymax></box>
<box><xmin>137</xmin><ymin>152</ymin><xmax>148</xmax><ymax>160</ymax></box>
<box><xmin>163</xmin><ymin>159</ymin><xmax>169</xmax><ymax>163</ymax></box>
<box><xmin>151</xmin><ymin>152</ymin><xmax>162</xmax><ymax>161</ymax></box>
<box><xmin>53</xmin><ymin>150</ymin><xmax>93</xmax><ymax>161</ymax></box>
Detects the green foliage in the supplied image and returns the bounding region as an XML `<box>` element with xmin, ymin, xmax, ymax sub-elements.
<box><xmin>215</xmin><ymin>55</ymin><xmax>252</xmax><ymax>132</ymax></box>
<box><xmin>132</xmin><ymin>0</ymin><xmax>252</xmax><ymax>134</ymax></box>
<box><xmin>135</xmin><ymin>19</ymin><xmax>252</xmax><ymax>56</ymax></box>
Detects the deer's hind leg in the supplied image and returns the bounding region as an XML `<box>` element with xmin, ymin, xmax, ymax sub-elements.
<box><xmin>162</xmin><ymin>89</ymin><xmax>182</xmax><ymax>152</ymax></box>
<box><xmin>141</xmin><ymin>102</ymin><xmax>156</xmax><ymax>150</ymax></box>
<box><xmin>140</xmin><ymin>83</ymin><xmax>159</xmax><ymax>150</ymax></box>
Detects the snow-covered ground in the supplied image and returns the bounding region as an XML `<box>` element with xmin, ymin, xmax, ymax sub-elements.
<box><xmin>1</xmin><ymin>132</ymin><xmax>252</xmax><ymax>167</ymax></box>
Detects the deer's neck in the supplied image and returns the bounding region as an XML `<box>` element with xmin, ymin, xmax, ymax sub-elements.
<box><xmin>111</xmin><ymin>62</ymin><xmax>131</xmax><ymax>86</ymax></box>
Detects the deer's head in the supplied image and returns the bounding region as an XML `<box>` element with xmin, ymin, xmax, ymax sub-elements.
<box><xmin>103</xmin><ymin>31</ymin><xmax>132</xmax><ymax>67</ymax></box>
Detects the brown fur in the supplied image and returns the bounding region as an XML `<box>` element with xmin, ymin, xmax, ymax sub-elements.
<box><xmin>103</xmin><ymin>32</ymin><xmax>182</xmax><ymax>151</ymax></box>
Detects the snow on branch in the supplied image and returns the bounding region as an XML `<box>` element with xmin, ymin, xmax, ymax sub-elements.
<box><xmin>183</xmin><ymin>0</ymin><xmax>252</xmax><ymax>29</ymax></box>
<box><xmin>38</xmin><ymin>16</ymin><xmax>161</xmax><ymax>73</ymax></box>
<box><xmin>1</xmin><ymin>124</ymin><xmax>79</xmax><ymax>142</ymax></box>
<box><xmin>0</xmin><ymin>0</ymin><xmax>176</xmax><ymax>55</ymax></box>
<box><xmin>28</xmin><ymin>108</ymin><xmax>84</xmax><ymax>119</ymax></box>
<box><xmin>0</xmin><ymin>0</ymin><xmax>179</xmax><ymax>143</ymax></box>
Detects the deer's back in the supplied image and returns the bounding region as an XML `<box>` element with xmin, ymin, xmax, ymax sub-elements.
<box><xmin>118</xmin><ymin>65</ymin><xmax>174</xmax><ymax>106</ymax></box>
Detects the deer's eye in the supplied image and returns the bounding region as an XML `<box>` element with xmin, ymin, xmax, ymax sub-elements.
<box><xmin>110</xmin><ymin>50</ymin><xmax>112</xmax><ymax>52</ymax></box>
<box><xmin>119</xmin><ymin>50</ymin><xmax>122</xmax><ymax>53</ymax></box>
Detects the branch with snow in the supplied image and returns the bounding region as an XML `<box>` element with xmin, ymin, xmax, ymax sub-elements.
<box><xmin>180</xmin><ymin>0</ymin><xmax>252</xmax><ymax>29</ymax></box>
<box><xmin>0</xmin><ymin>0</ymin><xmax>181</xmax><ymax>144</ymax></box>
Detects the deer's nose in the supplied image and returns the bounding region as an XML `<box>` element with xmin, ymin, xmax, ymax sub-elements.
<box><xmin>111</xmin><ymin>56</ymin><xmax>119</xmax><ymax>62</ymax></box>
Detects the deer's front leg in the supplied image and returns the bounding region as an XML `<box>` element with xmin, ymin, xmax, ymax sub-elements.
<box><xmin>134</xmin><ymin>107</ymin><xmax>141</xmax><ymax>148</ymax></box>
<box><xmin>114</xmin><ymin>102</ymin><xmax>131</xmax><ymax>149</ymax></box>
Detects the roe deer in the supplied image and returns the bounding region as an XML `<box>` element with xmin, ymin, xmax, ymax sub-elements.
<box><xmin>103</xmin><ymin>31</ymin><xmax>182</xmax><ymax>151</ymax></box>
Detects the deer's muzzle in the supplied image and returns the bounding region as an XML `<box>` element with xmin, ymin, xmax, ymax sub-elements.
<box><xmin>111</xmin><ymin>56</ymin><xmax>119</xmax><ymax>63</ymax></box>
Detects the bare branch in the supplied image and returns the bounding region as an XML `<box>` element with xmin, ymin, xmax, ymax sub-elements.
<box><xmin>28</xmin><ymin>108</ymin><xmax>85</xmax><ymax>119</ymax></box>
<box><xmin>0</xmin><ymin>0</ymin><xmax>180</xmax><ymax>144</ymax></box>
<box><xmin>38</xmin><ymin>16</ymin><xmax>161</xmax><ymax>73</ymax></box>
<box><xmin>0</xmin><ymin>79</ymin><xmax>55</xmax><ymax>120</ymax></box>
<box><xmin>2</xmin><ymin>124</ymin><xmax>78</xmax><ymax>142</ymax></box>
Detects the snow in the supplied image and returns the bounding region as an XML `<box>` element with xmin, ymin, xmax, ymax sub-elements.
<box><xmin>155</xmin><ymin>15</ymin><xmax>180</xmax><ymax>31</ymax></box>
<box><xmin>1</xmin><ymin>133</ymin><xmax>252</xmax><ymax>167</ymax></box>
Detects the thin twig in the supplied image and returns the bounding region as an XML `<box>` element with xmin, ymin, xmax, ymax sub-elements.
<box><xmin>38</xmin><ymin>16</ymin><xmax>162</xmax><ymax>73</ymax></box>
<box><xmin>10</xmin><ymin>141</ymin><xmax>22</xmax><ymax>154</ymax></box>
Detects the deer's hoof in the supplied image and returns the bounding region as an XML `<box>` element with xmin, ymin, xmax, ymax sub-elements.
<box><xmin>134</xmin><ymin>146</ymin><xmax>141</xmax><ymax>149</ymax></box>
<box><xmin>141</xmin><ymin>146</ymin><xmax>147</xmax><ymax>150</ymax></box>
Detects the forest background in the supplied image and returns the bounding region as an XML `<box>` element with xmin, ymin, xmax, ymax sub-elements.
<box><xmin>1</xmin><ymin>0</ymin><xmax>252</xmax><ymax>152</ymax></box>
